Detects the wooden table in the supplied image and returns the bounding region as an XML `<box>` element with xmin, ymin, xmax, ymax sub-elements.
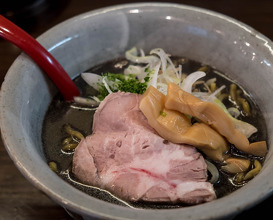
<box><xmin>1</xmin><ymin>0</ymin><xmax>273</xmax><ymax>219</ymax></box>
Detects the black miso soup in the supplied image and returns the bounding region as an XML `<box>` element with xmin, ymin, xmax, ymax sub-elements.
<box><xmin>42</xmin><ymin>56</ymin><xmax>267</xmax><ymax>209</ymax></box>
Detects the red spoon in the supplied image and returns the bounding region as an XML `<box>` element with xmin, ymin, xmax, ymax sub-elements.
<box><xmin>0</xmin><ymin>15</ymin><xmax>80</xmax><ymax>101</ymax></box>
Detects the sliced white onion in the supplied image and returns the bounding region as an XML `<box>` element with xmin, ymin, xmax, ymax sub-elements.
<box><xmin>124</xmin><ymin>65</ymin><xmax>147</xmax><ymax>82</ymax></box>
<box><xmin>181</xmin><ymin>71</ymin><xmax>206</xmax><ymax>93</ymax></box>
<box><xmin>102</xmin><ymin>77</ymin><xmax>113</xmax><ymax>94</ymax></box>
<box><xmin>81</xmin><ymin>73</ymin><xmax>102</xmax><ymax>90</ymax></box>
<box><xmin>206</xmin><ymin>77</ymin><xmax>217</xmax><ymax>86</ymax></box>
<box><xmin>157</xmin><ymin>82</ymin><xmax>168</xmax><ymax>95</ymax></box>
<box><xmin>214</xmin><ymin>98</ymin><xmax>257</xmax><ymax>138</ymax></box>
<box><xmin>150</xmin><ymin>48</ymin><xmax>180</xmax><ymax>81</ymax></box>
<box><xmin>125</xmin><ymin>47</ymin><xmax>158</xmax><ymax>64</ymax></box>
<box><xmin>228</xmin><ymin>107</ymin><xmax>240</xmax><ymax>118</ymax></box>
<box><xmin>124</xmin><ymin>65</ymin><xmax>143</xmax><ymax>76</ymax></box>
<box><xmin>149</xmin><ymin>61</ymin><xmax>161</xmax><ymax>88</ymax></box>
<box><xmin>150</xmin><ymin>48</ymin><xmax>167</xmax><ymax>74</ymax></box>
<box><xmin>232</xmin><ymin>118</ymin><xmax>257</xmax><ymax>138</ymax></box>
<box><xmin>73</xmin><ymin>96</ymin><xmax>100</xmax><ymax>107</ymax></box>
<box><xmin>206</xmin><ymin>160</ymin><xmax>219</xmax><ymax>184</ymax></box>
<box><xmin>206</xmin><ymin>85</ymin><xmax>226</xmax><ymax>102</ymax></box>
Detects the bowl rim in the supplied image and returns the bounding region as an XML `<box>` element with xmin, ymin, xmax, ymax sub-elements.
<box><xmin>1</xmin><ymin>2</ymin><xmax>273</xmax><ymax>219</ymax></box>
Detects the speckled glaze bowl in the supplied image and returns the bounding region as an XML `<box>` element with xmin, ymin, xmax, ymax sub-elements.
<box><xmin>1</xmin><ymin>3</ymin><xmax>273</xmax><ymax>219</ymax></box>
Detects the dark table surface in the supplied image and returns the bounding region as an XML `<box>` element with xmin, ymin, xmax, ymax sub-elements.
<box><xmin>1</xmin><ymin>0</ymin><xmax>273</xmax><ymax>219</ymax></box>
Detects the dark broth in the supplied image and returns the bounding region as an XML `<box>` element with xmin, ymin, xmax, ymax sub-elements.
<box><xmin>42</xmin><ymin>57</ymin><xmax>267</xmax><ymax>209</ymax></box>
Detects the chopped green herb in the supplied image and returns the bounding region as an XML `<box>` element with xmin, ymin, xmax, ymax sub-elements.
<box><xmin>160</xmin><ymin>110</ymin><xmax>167</xmax><ymax>117</ymax></box>
<box><xmin>98</xmin><ymin>85</ymin><xmax>111</xmax><ymax>101</ymax></box>
<box><xmin>144</xmin><ymin>67</ymin><xmax>154</xmax><ymax>76</ymax></box>
<box><xmin>97</xmin><ymin>72</ymin><xmax>149</xmax><ymax>100</ymax></box>
<box><xmin>144</xmin><ymin>76</ymin><xmax>150</xmax><ymax>82</ymax></box>
<box><xmin>104</xmin><ymin>73</ymin><xmax>125</xmax><ymax>81</ymax></box>
<box><xmin>118</xmin><ymin>78</ymin><xmax>147</xmax><ymax>94</ymax></box>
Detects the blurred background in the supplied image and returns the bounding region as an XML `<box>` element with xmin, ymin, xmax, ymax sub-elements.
<box><xmin>0</xmin><ymin>0</ymin><xmax>273</xmax><ymax>219</ymax></box>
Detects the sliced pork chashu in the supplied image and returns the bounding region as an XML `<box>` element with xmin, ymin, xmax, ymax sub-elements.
<box><xmin>73</xmin><ymin>92</ymin><xmax>216</xmax><ymax>204</ymax></box>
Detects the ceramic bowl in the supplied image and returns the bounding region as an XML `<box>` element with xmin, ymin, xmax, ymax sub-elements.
<box><xmin>1</xmin><ymin>3</ymin><xmax>273</xmax><ymax>219</ymax></box>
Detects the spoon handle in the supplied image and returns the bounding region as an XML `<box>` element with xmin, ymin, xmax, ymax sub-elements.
<box><xmin>0</xmin><ymin>15</ymin><xmax>80</xmax><ymax>101</ymax></box>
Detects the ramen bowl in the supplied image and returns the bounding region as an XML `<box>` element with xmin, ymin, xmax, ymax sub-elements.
<box><xmin>1</xmin><ymin>3</ymin><xmax>273</xmax><ymax>219</ymax></box>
